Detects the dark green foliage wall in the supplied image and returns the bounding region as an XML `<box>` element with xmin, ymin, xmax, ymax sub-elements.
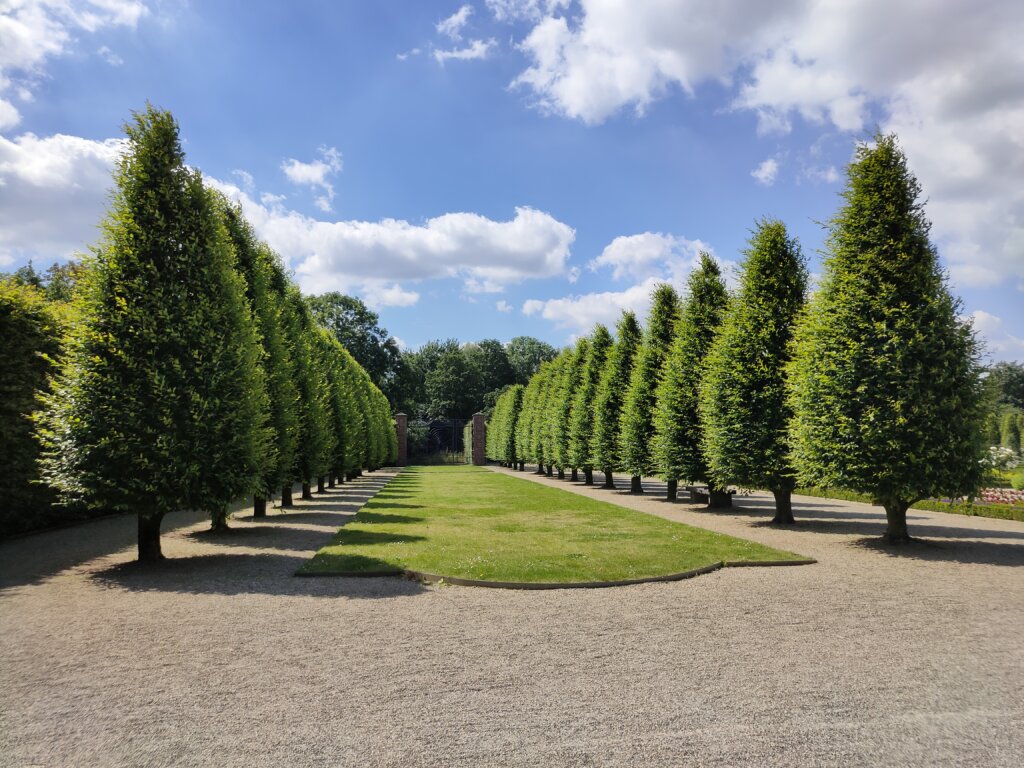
<box><xmin>567</xmin><ymin>324</ymin><xmax>613</xmax><ymax>472</ymax></box>
<box><xmin>0</xmin><ymin>280</ymin><xmax>64</xmax><ymax>537</ymax></box>
<box><xmin>652</xmin><ymin>254</ymin><xmax>728</xmax><ymax>486</ymax></box>
<box><xmin>487</xmin><ymin>384</ymin><xmax>524</xmax><ymax>464</ymax></box>
<box><xmin>620</xmin><ymin>284</ymin><xmax>681</xmax><ymax>479</ymax></box>
<box><xmin>786</xmin><ymin>134</ymin><xmax>986</xmax><ymax>542</ymax></box>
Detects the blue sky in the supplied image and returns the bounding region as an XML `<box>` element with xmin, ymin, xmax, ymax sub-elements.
<box><xmin>1</xmin><ymin>1</ymin><xmax>1022</xmax><ymax>360</ymax></box>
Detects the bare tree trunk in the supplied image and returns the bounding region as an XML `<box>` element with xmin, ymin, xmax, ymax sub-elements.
<box><xmin>666</xmin><ymin>479</ymin><xmax>677</xmax><ymax>501</ymax></box>
<box><xmin>281</xmin><ymin>484</ymin><xmax>294</xmax><ymax>508</ymax></box>
<box><xmin>253</xmin><ymin>495</ymin><xmax>266</xmax><ymax>518</ymax></box>
<box><xmin>328</xmin><ymin>476</ymin><xmax>336</xmax><ymax>489</ymax></box>
<box><xmin>708</xmin><ymin>482</ymin><xmax>732</xmax><ymax>508</ymax></box>
<box><xmin>546</xmin><ymin>465</ymin><xmax>553</xmax><ymax>477</ymax></box>
<box><xmin>771</xmin><ymin>487</ymin><xmax>795</xmax><ymax>524</ymax></box>
<box><xmin>583</xmin><ymin>467</ymin><xmax>593</xmax><ymax>485</ymax></box>
<box><xmin>883</xmin><ymin>500</ymin><xmax>912</xmax><ymax>543</ymax></box>
<box><xmin>301</xmin><ymin>482</ymin><xmax>313</xmax><ymax>500</ymax></box>
<box><xmin>317</xmin><ymin>476</ymin><xmax>326</xmax><ymax>493</ymax></box>
<box><xmin>570</xmin><ymin>468</ymin><xmax>578</xmax><ymax>481</ymax></box>
<box><xmin>137</xmin><ymin>513</ymin><xmax>164</xmax><ymax>562</ymax></box>
<box><xmin>630</xmin><ymin>475</ymin><xmax>643</xmax><ymax>494</ymax></box>
<box><xmin>603</xmin><ymin>470</ymin><xmax>615</xmax><ymax>489</ymax></box>
<box><xmin>519</xmin><ymin>461</ymin><xmax>525</xmax><ymax>471</ymax></box>
<box><xmin>210</xmin><ymin>507</ymin><xmax>229</xmax><ymax>532</ymax></box>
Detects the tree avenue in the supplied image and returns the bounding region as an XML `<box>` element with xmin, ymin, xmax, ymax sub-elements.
<box><xmin>786</xmin><ymin>134</ymin><xmax>985</xmax><ymax>543</ymax></box>
<box><xmin>30</xmin><ymin>106</ymin><xmax>395</xmax><ymax>559</ymax></box>
<box><xmin>700</xmin><ymin>220</ymin><xmax>807</xmax><ymax>523</ymax></box>
<box><xmin>590</xmin><ymin>312</ymin><xmax>642</xmax><ymax>489</ymax></box>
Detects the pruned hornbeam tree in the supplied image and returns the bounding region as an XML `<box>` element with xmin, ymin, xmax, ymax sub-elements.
<box><xmin>620</xmin><ymin>284</ymin><xmax>681</xmax><ymax>494</ymax></box>
<box><xmin>653</xmin><ymin>253</ymin><xmax>729</xmax><ymax>505</ymax></box>
<box><xmin>786</xmin><ymin>133</ymin><xmax>986</xmax><ymax>543</ymax></box>
<box><xmin>590</xmin><ymin>311</ymin><xmax>642</xmax><ymax>489</ymax></box>
<box><xmin>553</xmin><ymin>337</ymin><xmax>589</xmax><ymax>480</ymax></box>
<box><xmin>567</xmin><ymin>324</ymin><xmax>613</xmax><ymax>485</ymax></box>
<box><xmin>700</xmin><ymin>219</ymin><xmax>807</xmax><ymax>523</ymax></box>
<box><xmin>38</xmin><ymin>105</ymin><xmax>270</xmax><ymax>558</ymax></box>
<box><xmin>541</xmin><ymin>350</ymin><xmax>571</xmax><ymax>478</ymax></box>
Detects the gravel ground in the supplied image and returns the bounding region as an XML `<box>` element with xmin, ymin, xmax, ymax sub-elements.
<box><xmin>1</xmin><ymin>466</ymin><xmax>1022</xmax><ymax>768</ymax></box>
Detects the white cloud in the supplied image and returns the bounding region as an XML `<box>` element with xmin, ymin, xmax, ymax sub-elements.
<box><xmin>362</xmin><ymin>283</ymin><xmax>420</xmax><ymax>309</ymax></box>
<box><xmin>437</xmin><ymin>5</ymin><xmax>473</xmax><ymax>41</ymax></box>
<box><xmin>0</xmin><ymin>0</ymin><xmax>148</xmax><ymax>129</ymax></box>
<box><xmin>0</xmin><ymin>131</ymin><xmax>124</xmax><ymax>263</ymax></box>
<box><xmin>802</xmin><ymin>164</ymin><xmax>839</xmax><ymax>184</ymax></box>
<box><xmin>96</xmin><ymin>45</ymin><xmax>123</xmax><ymax>66</ymax></box>
<box><xmin>210</xmin><ymin>177</ymin><xmax>576</xmax><ymax>300</ymax></box>
<box><xmin>487</xmin><ymin>0</ymin><xmax>571</xmax><ymax>23</ymax></box>
<box><xmin>507</xmin><ymin>0</ymin><xmax>1024</xmax><ymax>297</ymax></box>
<box><xmin>496</xmin><ymin>299</ymin><xmax>513</xmax><ymax>313</ymax></box>
<box><xmin>434</xmin><ymin>38</ymin><xmax>496</xmax><ymax>64</ymax></box>
<box><xmin>396</xmin><ymin>47</ymin><xmax>421</xmax><ymax>61</ymax></box>
<box><xmin>281</xmin><ymin>146</ymin><xmax>342</xmax><ymax>212</ymax></box>
<box><xmin>232</xmin><ymin>168</ymin><xmax>254</xmax><ymax>191</ymax></box>
<box><xmin>589</xmin><ymin>232</ymin><xmax>714</xmax><ymax>283</ymax></box>
<box><xmin>751</xmin><ymin>157</ymin><xmax>778</xmax><ymax>186</ymax></box>
<box><xmin>970</xmin><ymin>310</ymin><xmax>1024</xmax><ymax>362</ymax></box>
<box><xmin>523</xmin><ymin>277</ymin><xmax>665</xmax><ymax>335</ymax></box>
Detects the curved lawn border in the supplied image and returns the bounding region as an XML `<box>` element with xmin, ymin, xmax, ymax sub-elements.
<box><xmin>295</xmin><ymin>558</ymin><xmax>816</xmax><ymax>589</ymax></box>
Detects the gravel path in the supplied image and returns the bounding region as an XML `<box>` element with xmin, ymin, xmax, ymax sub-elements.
<box><xmin>2</xmin><ymin>466</ymin><xmax>1022</xmax><ymax>768</ymax></box>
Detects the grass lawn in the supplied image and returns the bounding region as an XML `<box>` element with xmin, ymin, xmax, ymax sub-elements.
<box><xmin>300</xmin><ymin>465</ymin><xmax>806</xmax><ymax>583</ymax></box>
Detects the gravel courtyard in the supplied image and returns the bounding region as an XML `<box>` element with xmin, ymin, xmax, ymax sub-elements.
<box><xmin>2</xmin><ymin>467</ymin><xmax>1022</xmax><ymax>768</ymax></box>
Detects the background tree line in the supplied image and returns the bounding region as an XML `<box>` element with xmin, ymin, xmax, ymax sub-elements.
<box><xmin>1</xmin><ymin>106</ymin><xmax>395</xmax><ymax>557</ymax></box>
<box><xmin>490</xmin><ymin>134</ymin><xmax>998</xmax><ymax>543</ymax></box>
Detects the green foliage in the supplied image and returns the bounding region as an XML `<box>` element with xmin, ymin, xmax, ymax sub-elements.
<box><xmin>464</xmin><ymin>339</ymin><xmax>515</xmax><ymax>407</ymax></box>
<box><xmin>567</xmin><ymin>324</ymin><xmax>613</xmax><ymax>470</ymax></box>
<box><xmin>487</xmin><ymin>384</ymin><xmax>524</xmax><ymax>464</ymax></box>
<box><xmin>424</xmin><ymin>347</ymin><xmax>476</xmax><ymax>418</ymax></box>
<box><xmin>551</xmin><ymin>338</ymin><xmax>589</xmax><ymax>469</ymax></box>
<box><xmin>786</xmin><ymin>134</ymin><xmax>986</xmax><ymax>532</ymax></box>
<box><xmin>0</xmin><ymin>280</ymin><xmax>64</xmax><ymax>536</ymax></box>
<box><xmin>653</xmin><ymin>254</ymin><xmax>729</xmax><ymax>483</ymax></box>
<box><xmin>590</xmin><ymin>311</ymin><xmax>641</xmax><ymax>474</ymax></box>
<box><xmin>515</xmin><ymin>362</ymin><xmax>545</xmax><ymax>465</ymax></box>
<box><xmin>999</xmin><ymin>409</ymin><xmax>1021</xmax><ymax>453</ymax></box>
<box><xmin>36</xmin><ymin>106</ymin><xmax>270</xmax><ymax>538</ymax></box>
<box><xmin>621</xmin><ymin>284</ymin><xmax>682</xmax><ymax>478</ymax></box>
<box><xmin>507</xmin><ymin>336</ymin><xmax>558</xmax><ymax>384</ymax></box>
<box><xmin>700</xmin><ymin>220</ymin><xmax>807</xmax><ymax>492</ymax></box>
<box><xmin>986</xmin><ymin>361</ymin><xmax>1024</xmax><ymax>410</ymax></box>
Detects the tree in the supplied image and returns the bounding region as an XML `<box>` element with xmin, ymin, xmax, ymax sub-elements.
<box><xmin>218</xmin><ymin>198</ymin><xmax>300</xmax><ymax>517</ymax></box>
<box><xmin>590</xmin><ymin>311</ymin><xmax>642</xmax><ymax>489</ymax></box>
<box><xmin>653</xmin><ymin>254</ymin><xmax>729</xmax><ymax>503</ymax></box>
<box><xmin>465</xmin><ymin>339</ymin><xmax>515</xmax><ymax>406</ymax></box>
<box><xmin>699</xmin><ymin>220</ymin><xmax>807</xmax><ymax>522</ymax></box>
<box><xmin>1001</xmin><ymin>410</ymin><xmax>1022</xmax><ymax>454</ymax></box>
<box><xmin>552</xmin><ymin>338</ymin><xmax>589</xmax><ymax>479</ymax></box>
<box><xmin>620</xmin><ymin>284</ymin><xmax>681</xmax><ymax>494</ymax></box>
<box><xmin>307</xmin><ymin>292</ymin><xmax>404</xmax><ymax>406</ymax></box>
<box><xmin>507</xmin><ymin>336</ymin><xmax>558</xmax><ymax>384</ymax></box>
<box><xmin>0</xmin><ymin>280</ymin><xmax>64</xmax><ymax>536</ymax></box>
<box><xmin>567</xmin><ymin>324</ymin><xmax>613</xmax><ymax>484</ymax></box>
<box><xmin>37</xmin><ymin>106</ymin><xmax>269</xmax><ymax>558</ymax></box>
<box><xmin>787</xmin><ymin>133</ymin><xmax>986</xmax><ymax>543</ymax></box>
<box><xmin>986</xmin><ymin>362</ymin><xmax>1024</xmax><ymax>410</ymax></box>
<box><xmin>424</xmin><ymin>347</ymin><xmax>475</xmax><ymax>418</ymax></box>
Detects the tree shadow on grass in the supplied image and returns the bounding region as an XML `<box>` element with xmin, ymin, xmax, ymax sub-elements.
<box><xmin>356</xmin><ymin>512</ymin><xmax>424</xmax><ymax>524</ymax></box>
<box><xmin>89</xmin><ymin>554</ymin><xmax>426</xmax><ymax>598</ymax></box>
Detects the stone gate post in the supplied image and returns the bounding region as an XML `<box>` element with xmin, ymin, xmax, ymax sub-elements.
<box><xmin>395</xmin><ymin>413</ymin><xmax>408</xmax><ymax>467</ymax></box>
<box><xmin>471</xmin><ymin>412</ymin><xmax>486</xmax><ymax>466</ymax></box>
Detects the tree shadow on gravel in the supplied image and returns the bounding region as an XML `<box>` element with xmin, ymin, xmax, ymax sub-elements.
<box><xmin>748</xmin><ymin>516</ymin><xmax>1024</xmax><ymax>542</ymax></box>
<box><xmin>849</xmin><ymin>537</ymin><xmax>1024</xmax><ymax>567</ymax></box>
<box><xmin>183</xmin><ymin>524</ymin><xmax>352</xmax><ymax>553</ymax></box>
<box><xmin>89</xmin><ymin>554</ymin><xmax>426</xmax><ymax>598</ymax></box>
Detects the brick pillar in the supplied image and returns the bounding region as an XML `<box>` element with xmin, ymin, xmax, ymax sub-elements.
<box><xmin>395</xmin><ymin>413</ymin><xmax>408</xmax><ymax>467</ymax></box>
<box><xmin>471</xmin><ymin>412</ymin><xmax>486</xmax><ymax>466</ymax></box>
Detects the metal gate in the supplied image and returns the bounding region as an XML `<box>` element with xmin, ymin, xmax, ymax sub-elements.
<box><xmin>408</xmin><ymin>418</ymin><xmax>468</xmax><ymax>464</ymax></box>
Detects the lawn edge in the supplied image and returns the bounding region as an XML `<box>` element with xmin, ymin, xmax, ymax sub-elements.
<box><xmin>294</xmin><ymin>557</ymin><xmax>816</xmax><ymax>588</ymax></box>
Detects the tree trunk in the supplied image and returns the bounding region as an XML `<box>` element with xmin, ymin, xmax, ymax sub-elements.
<box><xmin>546</xmin><ymin>465</ymin><xmax>553</xmax><ymax>477</ymax></box>
<box><xmin>137</xmin><ymin>513</ymin><xmax>164</xmax><ymax>562</ymax></box>
<box><xmin>328</xmin><ymin>476</ymin><xmax>336</xmax><ymax>489</ymax></box>
<box><xmin>534</xmin><ymin>462</ymin><xmax>545</xmax><ymax>475</ymax></box>
<box><xmin>301</xmin><ymin>482</ymin><xmax>313</xmax><ymax>500</ymax></box>
<box><xmin>603</xmin><ymin>470</ymin><xmax>615</xmax><ymax>489</ymax></box>
<box><xmin>519</xmin><ymin>461</ymin><xmax>525</xmax><ymax>471</ymax></box>
<box><xmin>556</xmin><ymin>467</ymin><xmax>564</xmax><ymax>480</ymax></box>
<box><xmin>583</xmin><ymin>467</ymin><xmax>593</xmax><ymax>486</ymax></box>
<box><xmin>708</xmin><ymin>482</ymin><xmax>732</xmax><ymax>508</ymax></box>
<box><xmin>630</xmin><ymin>475</ymin><xmax>643</xmax><ymax>494</ymax></box>
<box><xmin>317</xmin><ymin>476</ymin><xmax>326</xmax><ymax>493</ymax></box>
<box><xmin>253</xmin><ymin>495</ymin><xmax>267</xmax><ymax>518</ymax></box>
<box><xmin>666</xmin><ymin>479</ymin><xmax>677</xmax><ymax>501</ymax></box>
<box><xmin>281</xmin><ymin>484</ymin><xmax>294</xmax><ymax>508</ymax></box>
<box><xmin>210</xmin><ymin>507</ymin><xmax>229</xmax><ymax>532</ymax></box>
<box><xmin>883</xmin><ymin>500</ymin><xmax>912</xmax><ymax>543</ymax></box>
<box><xmin>771</xmin><ymin>487</ymin><xmax>795</xmax><ymax>524</ymax></box>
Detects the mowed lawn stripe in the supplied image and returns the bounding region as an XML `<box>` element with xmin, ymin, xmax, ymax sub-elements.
<box><xmin>300</xmin><ymin>465</ymin><xmax>806</xmax><ymax>583</ymax></box>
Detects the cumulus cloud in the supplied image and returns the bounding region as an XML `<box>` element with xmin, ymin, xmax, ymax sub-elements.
<box><xmin>751</xmin><ymin>157</ymin><xmax>779</xmax><ymax>186</ymax></box>
<box><xmin>970</xmin><ymin>310</ymin><xmax>1024</xmax><ymax>362</ymax></box>
<box><xmin>210</xmin><ymin>177</ymin><xmax>576</xmax><ymax>301</ymax></box>
<box><xmin>437</xmin><ymin>5</ymin><xmax>473</xmax><ymax>40</ymax></box>
<box><xmin>0</xmin><ymin>131</ymin><xmax>124</xmax><ymax>263</ymax></box>
<box><xmin>496</xmin><ymin>299</ymin><xmax>513</xmax><ymax>312</ymax></box>
<box><xmin>506</xmin><ymin>0</ymin><xmax>1024</xmax><ymax>295</ymax></box>
<box><xmin>523</xmin><ymin>277</ymin><xmax>666</xmax><ymax>335</ymax></box>
<box><xmin>434</xmin><ymin>38</ymin><xmax>497</xmax><ymax>64</ymax></box>
<box><xmin>281</xmin><ymin>146</ymin><xmax>342</xmax><ymax>212</ymax></box>
<box><xmin>96</xmin><ymin>45</ymin><xmax>123</xmax><ymax>66</ymax></box>
<box><xmin>0</xmin><ymin>0</ymin><xmax>148</xmax><ymax>128</ymax></box>
<box><xmin>486</xmin><ymin>0</ymin><xmax>570</xmax><ymax>22</ymax></box>
<box><xmin>589</xmin><ymin>232</ymin><xmax>715</xmax><ymax>283</ymax></box>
